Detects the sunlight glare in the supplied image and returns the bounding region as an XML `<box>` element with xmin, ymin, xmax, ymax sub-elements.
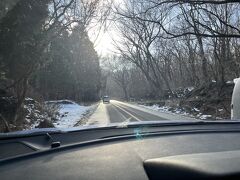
<box><xmin>90</xmin><ymin>29</ymin><xmax>119</xmax><ymax>56</ymax></box>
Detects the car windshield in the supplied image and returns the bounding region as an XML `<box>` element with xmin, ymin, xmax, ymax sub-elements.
<box><xmin>0</xmin><ymin>0</ymin><xmax>240</xmax><ymax>134</ymax></box>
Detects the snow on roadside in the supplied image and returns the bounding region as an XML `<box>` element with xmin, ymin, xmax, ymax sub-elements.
<box><xmin>140</xmin><ymin>104</ymin><xmax>190</xmax><ymax>116</ymax></box>
<box><xmin>48</xmin><ymin>100</ymin><xmax>97</xmax><ymax>128</ymax></box>
<box><xmin>199</xmin><ymin>114</ymin><xmax>212</xmax><ymax>120</ymax></box>
<box><xmin>139</xmin><ymin>104</ymin><xmax>212</xmax><ymax>120</ymax></box>
<box><xmin>234</xmin><ymin>78</ymin><xmax>240</xmax><ymax>84</ymax></box>
<box><xmin>24</xmin><ymin>98</ymin><xmax>54</xmax><ymax>129</ymax></box>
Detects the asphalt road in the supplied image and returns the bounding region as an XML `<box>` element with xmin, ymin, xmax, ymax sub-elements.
<box><xmin>106</xmin><ymin>101</ymin><xmax>165</xmax><ymax>123</ymax></box>
<box><xmin>87</xmin><ymin>100</ymin><xmax>196</xmax><ymax>125</ymax></box>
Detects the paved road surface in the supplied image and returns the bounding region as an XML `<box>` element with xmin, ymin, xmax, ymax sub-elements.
<box><xmin>87</xmin><ymin>100</ymin><xmax>196</xmax><ymax>126</ymax></box>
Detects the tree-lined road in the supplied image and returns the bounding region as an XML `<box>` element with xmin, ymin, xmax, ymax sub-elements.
<box><xmin>87</xmin><ymin>100</ymin><xmax>196</xmax><ymax>126</ymax></box>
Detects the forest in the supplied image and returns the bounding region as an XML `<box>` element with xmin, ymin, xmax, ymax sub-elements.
<box><xmin>103</xmin><ymin>0</ymin><xmax>240</xmax><ymax>99</ymax></box>
<box><xmin>0</xmin><ymin>0</ymin><xmax>107</xmax><ymax>131</ymax></box>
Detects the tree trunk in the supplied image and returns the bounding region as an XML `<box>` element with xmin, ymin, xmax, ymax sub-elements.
<box><xmin>197</xmin><ymin>35</ymin><xmax>209</xmax><ymax>85</ymax></box>
<box><xmin>13</xmin><ymin>78</ymin><xmax>28</xmax><ymax>125</ymax></box>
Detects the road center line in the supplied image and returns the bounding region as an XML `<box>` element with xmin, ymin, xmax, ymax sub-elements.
<box><xmin>113</xmin><ymin>103</ymin><xmax>141</xmax><ymax>121</ymax></box>
<box><xmin>112</xmin><ymin>104</ymin><xmax>129</xmax><ymax>121</ymax></box>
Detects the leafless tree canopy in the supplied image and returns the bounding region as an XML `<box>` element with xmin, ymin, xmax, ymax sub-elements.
<box><xmin>110</xmin><ymin>0</ymin><xmax>240</xmax><ymax>98</ymax></box>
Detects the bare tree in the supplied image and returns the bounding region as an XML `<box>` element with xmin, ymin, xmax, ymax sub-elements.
<box><xmin>113</xmin><ymin>0</ymin><xmax>175</xmax><ymax>96</ymax></box>
<box><xmin>111</xmin><ymin>0</ymin><xmax>240</xmax><ymax>99</ymax></box>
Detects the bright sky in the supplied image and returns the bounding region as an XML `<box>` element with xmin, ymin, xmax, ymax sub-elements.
<box><xmin>88</xmin><ymin>0</ymin><xmax>123</xmax><ymax>56</ymax></box>
<box><xmin>92</xmin><ymin>29</ymin><xmax>118</xmax><ymax>56</ymax></box>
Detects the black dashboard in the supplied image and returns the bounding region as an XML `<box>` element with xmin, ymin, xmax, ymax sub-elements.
<box><xmin>1</xmin><ymin>122</ymin><xmax>240</xmax><ymax>180</ymax></box>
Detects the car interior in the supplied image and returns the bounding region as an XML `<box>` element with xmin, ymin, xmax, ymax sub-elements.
<box><xmin>1</xmin><ymin>122</ymin><xmax>240</xmax><ymax>180</ymax></box>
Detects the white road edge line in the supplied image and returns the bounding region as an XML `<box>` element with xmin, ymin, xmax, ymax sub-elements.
<box><xmin>113</xmin><ymin>103</ymin><xmax>142</xmax><ymax>121</ymax></box>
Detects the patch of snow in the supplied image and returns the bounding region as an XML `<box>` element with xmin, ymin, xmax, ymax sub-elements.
<box><xmin>158</xmin><ymin>106</ymin><xmax>169</xmax><ymax>111</ymax></box>
<box><xmin>53</xmin><ymin>102</ymin><xmax>96</xmax><ymax>128</ymax></box>
<box><xmin>133</xmin><ymin>102</ymin><xmax>197</xmax><ymax>120</ymax></box>
<box><xmin>25</xmin><ymin>97</ymin><xmax>34</xmax><ymax>101</ymax></box>
<box><xmin>234</xmin><ymin>78</ymin><xmax>240</xmax><ymax>84</ymax></box>
<box><xmin>23</xmin><ymin>98</ymin><xmax>98</xmax><ymax>130</ymax></box>
<box><xmin>34</xmin><ymin>110</ymin><xmax>40</xmax><ymax>113</ymax></box>
<box><xmin>187</xmin><ymin>87</ymin><xmax>194</xmax><ymax>91</ymax></box>
<box><xmin>140</xmin><ymin>103</ymin><xmax>216</xmax><ymax>120</ymax></box>
<box><xmin>200</xmin><ymin>115</ymin><xmax>212</xmax><ymax>120</ymax></box>
<box><xmin>1</xmin><ymin>97</ymin><xmax>11</xmax><ymax>100</ymax></box>
<box><xmin>141</xmin><ymin>104</ymin><xmax>171</xmax><ymax>113</ymax></box>
<box><xmin>174</xmin><ymin>109</ymin><xmax>182</xmax><ymax>114</ymax></box>
<box><xmin>193</xmin><ymin>108</ymin><xmax>200</xmax><ymax>112</ymax></box>
<box><xmin>226</xmin><ymin>80</ymin><xmax>233</xmax><ymax>84</ymax></box>
<box><xmin>196</xmin><ymin>113</ymin><xmax>202</xmax><ymax>117</ymax></box>
<box><xmin>140</xmin><ymin>105</ymin><xmax>183</xmax><ymax>115</ymax></box>
<box><xmin>23</xmin><ymin>101</ymin><xmax>45</xmax><ymax>129</ymax></box>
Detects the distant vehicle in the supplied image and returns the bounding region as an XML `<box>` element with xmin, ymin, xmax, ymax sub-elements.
<box><xmin>231</xmin><ymin>78</ymin><xmax>240</xmax><ymax>120</ymax></box>
<box><xmin>103</xmin><ymin>96</ymin><xmax>110</xmax><ymax>103</ymax></box>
